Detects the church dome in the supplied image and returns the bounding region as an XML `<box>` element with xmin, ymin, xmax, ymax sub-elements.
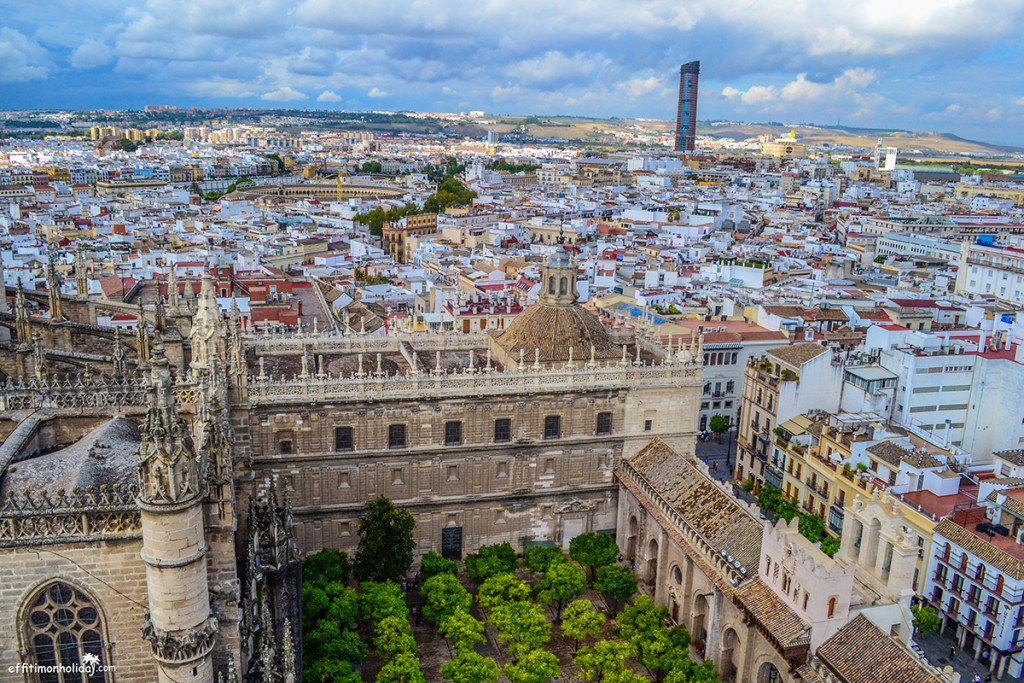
<box><xmin>493</xmin><ymin>302</ymin><xmax>620</xmax><ymax>365</ymax></box>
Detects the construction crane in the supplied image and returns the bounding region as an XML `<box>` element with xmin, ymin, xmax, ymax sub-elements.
<box><xmin>336</xmin><ymin>170</ymin><xmax>346</xmax><ymax>203</ymax></box>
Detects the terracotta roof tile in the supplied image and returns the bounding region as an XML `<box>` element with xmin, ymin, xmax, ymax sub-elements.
<box><xmin>732</xmin><ymin>580</ymin><xmax>809</xmax><ymax>648</ymax></box>
<box><xmin>817</xmin><ymin>615</ymin><xmax>944</xmax><ymax>683</ymax></box>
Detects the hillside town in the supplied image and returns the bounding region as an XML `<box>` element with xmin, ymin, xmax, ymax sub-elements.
<box><xmin>3</xmin><ymin>116</ymin><xmax>1024</xmax><ymax>683</ymax></box>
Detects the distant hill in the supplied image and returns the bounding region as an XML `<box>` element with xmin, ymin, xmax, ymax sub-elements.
<box><xmin>692</xmin><ymin>121</ymin><xmax>1024</xmax><ymax>157</ymax></box>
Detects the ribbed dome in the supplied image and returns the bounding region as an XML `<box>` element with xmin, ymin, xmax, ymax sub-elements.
<box><xmin>493</xmin><ymin>302</ymin><xmax>620</xmax><ymax>364</ymax></box>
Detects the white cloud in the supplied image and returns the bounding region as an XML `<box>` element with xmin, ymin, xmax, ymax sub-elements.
<box><xmin>503</xmin><ymin>51</ymin><xmax>599</xmax><ymax>88</ymax></box>
<box><xmin>261</xmin><ymin>86</ymin><xmax>307</xmax><ymax>101</ymax></box>
<box><xmin>1015</xmin><ymin>97</ymin><xmax>1024</xmax><ymax>107</ymax></box>
<box><xmin>317</xmin><ymin>89</ymin><xmax>341</xmax><ymax>102</ymax></box>
<box><xmin>617</xmin><ymin>76</ymin><xmax>662</xmax><ymax>98</ymax></box>
<box><xmin>722</xmin><ymin>84</ymin><xmax>778</xmax><ymax>105</ymax></box>
<box><xmin>0</xmin><ymin>28</ymin><xmax>52</xmax><ymax>82</ymax></box>
<box><xmin>367</xmin><ymin>87</ymin><xmax>388</xmax><ymax>98</ymax></box>
<box><xmin>780</xmin><ymin>69</ymin><xmax>877</xmax><ymax>102</ymax></box>
<box><xmin>70</xmin><ymin>39</ymin><xmax>112</xmax><ymax>69</ymax></box>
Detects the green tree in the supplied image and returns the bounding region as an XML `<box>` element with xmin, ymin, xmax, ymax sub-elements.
<box><xmin>303</xmin><ymin>620</ymin><xmax>367</xmax><ymax>683</ymax></box>
<box><xmin>820</xmin><ymin>536</ymin><xmax>840</xmax><ymax>557</ymax></box>
<box><xmin>636</xmin><ymin>626</ymin><xmax>693</xmax><ymax>682</ymax></box>
<box><xmin>353</xmin><ymin>497</ymin><xmax>416</xmax><ymax>583</ymax></box>
<box><xmin>523</xmin><ymin>545</ymin><xmax>564</xmax><ymax>574</ymax></box>
<box><xmin>489</xmin><ymin>600</ymin><xmax>552</xmax><ymax>658</ymax></box>
<box><xmin>569</xmin><ymin>533</ymin><xmax>619</xmax><ymax>585</ymax></box>
<box><xmin>756</xmin><ymin>485</ymin><xmax>783</xmax><ymax>513</ymax></box>
<box><xmin>265</xmin><ymin>153</ymin><xmax>286</xmax><ymax>174</ymax></box>
<box><xmin>574</xmin><ymin>640</ymin><xmax>639</xmax><ymax>683</ymax></box>
<box><xmin>359</xmin><ymin>581</ymin><xmax>408</xmax><ymax>627</ymax></box>
<box><xmin>477</xmin><ymin>573</ymin><xmax>531</xmax><ymax>612</ymax></box>
<box><xmin>662</xmin><ymin>659</ymin><xmax>719</xmax><ymax>683</ymax></box>
<box><xmin>912</xmin><ymin>605</ymin><xmax>942</xmax><ymax>636</ymax></box>
<box><xmin>305</xmin><ymin>548</ymin><xmax>352</xmax><ymax>588</ymax></box>
<box><xmin>561</xmin><ymin>599</ymin><xmax>605</xmax><ymax>652</ymax></box>
<box><xmin>536</xmin><ymin>561</ymin><xmax>587</xmax><ymax>622</ymax></box>
<box><xmin>442</xmin><ymin>650</ymin><xmax>500</xmax><ymax>683</ymax></box>
<box><xmin>464</xmin><ymin>542</ymin><xmax>518</xmax><ymax>583</ymax></box>
<box><xmin>798</xmin><ymin>514</ymin><xmax>825</xmax><ymax>544</ymax></box>
<box><xmin>119</xmin><ymin>138</ymin><xmax>139</xmax><ymax>152</ymax></box>
<box><xmin>420</xmin><ymin>551</ymin><xmax>458</xmax><ymax>580</ymax></box>
<box><xmin>304</xmin><ymin>583</ymin><xmax>360</xmax><ymax>633</ymax></box>
<box><xmin>421</xmin><ymin>573</ymin><xmax>473</xmax><ymax>625</ymax></box>
<box><xmin>708</xmin><ymin>414</ymin><xmax>730</xmax><ymax>442</ymax></box>
<box><xmin>616</xmin><ymin>595</ymin><xmax>669</xmax><ymax>662</ymax></box>
<box><xmin>594</xmin><ymin>565</ymin><xmax>638</xmax><ymax>614</ymax></box>
<box><xmin>373</xmin><ymin>615</ymin><xmax>416</xmax><ymax>663</ymax></box>
<box><xmin>375</xmin><ymin>652</ymin><xmax>426</xmax><ymax>683</ymax></box>
<box><xmin>439</xmin><ymin>607</ymin><xmax>486</xmax><ymax>652</ymax></box>
<box><xmin>503</xmin><ymin>650</ymin><xmax>560</xmax><ymax>683</ymax></box>
<box><xmin>361</xmin><ymin>161</ymin><xmax>383</xmax><ymax>173</ymax></box>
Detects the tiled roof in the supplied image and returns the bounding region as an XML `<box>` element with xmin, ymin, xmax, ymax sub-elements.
<box><xmin>817</xmin><ymin>614</ymin><xmax>944</xmax><ymax>683</ymax></box>
<box><xmin>935</xmin><ymin>519</ymin><xmax>1024</xmax><ymax>581</ymax></box>
<box><xmin>866</xmin><ymin>440</ymin><xmax>943</xmax><ymax>470</ymax></box>
<box><xmin>767</xmin><ymin>342</ymin><xmax>828</xmax><ymax>367</ymax></box>
<box><xmin>995</xmin><ymin>449</ymin><xmax>1024</xmax><ymax>466</ymax></box>
<box><xmin>733</xmin><ymin>579</ymin><xmax>809</xmax><ymax>648</ymax></box>
<box><xmin>627</xmin><ymin>440</ymin><xmax>763</xmax><ymax>575</ymax></box>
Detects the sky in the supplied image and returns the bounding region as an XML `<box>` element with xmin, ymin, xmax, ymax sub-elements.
<box><xmin>3</xmin><ymin>0</ymin><xmax>1024</xmax><ymax>146</ymax></box>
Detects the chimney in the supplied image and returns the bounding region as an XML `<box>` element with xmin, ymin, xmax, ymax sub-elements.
<box><xmin>297</xmin><ymin>301</ymin><xmax>304</xmax><ymax>316</ymax></box>
<box><xmin>943</xmin><ymin>419</ymin><xmax>952</xmax><ymax>448</ymax></box>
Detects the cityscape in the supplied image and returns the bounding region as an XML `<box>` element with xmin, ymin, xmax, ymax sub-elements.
<box><xmin>4</xmin><ymin>4</ymin><xmax>1024</xmax><ymax>683</ymax></box>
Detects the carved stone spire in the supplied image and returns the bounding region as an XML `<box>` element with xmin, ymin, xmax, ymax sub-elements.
<box><xmin>46</xmin><ymin>261</ymin><xmax>62</xmax><ymax>320</ymax></box>
<box><xmin>137</xmin><ymin>338</ymin><xmax>204</xmax><ymax>506</ymax></box>
<box><xmin>15</xmin><ymin>285</ymin><xmax>30</xmax><ymax>345</ymax></box>
<box><xmin>32</xmin><ymin>331</ymin><xmax>46</xmax><ymax>382</ymax></box>
<box><xmin>190</xmin><ymin>271</ymin><xmax>226</xmax><ymax>372</ymax></box>
<box><xmin>112</xmin><ymin>327</ymin><xmax>128</xmax><ymax>378</ymax></box>
<box><xmin>167</xmin><ymin>266</ymin><xmax>181</xmax><ymax>314</ymax></box>
<box><xmin>281</xmin><ymin>619</ymin><xmax>296</xmax><ymax>683</ymax></box>
<box><xmin>136</xmin><ymin>306</ymin><xmax>151</xmax><ymax>363</ymax></box>
<box><xmin>74</xmin><ymin>248</ymin><xmax>89</xmax><ymax>297</ymax></box>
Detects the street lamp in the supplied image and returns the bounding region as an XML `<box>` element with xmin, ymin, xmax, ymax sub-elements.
<box><xmin>725</xmin><ymin>416</ymin><xmax>734</xmax><ymax>469</ymax></box>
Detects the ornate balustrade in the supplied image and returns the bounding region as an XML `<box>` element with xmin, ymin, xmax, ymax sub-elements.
<box><xmin>0</xmin><ymin>484</ymin><xmax>141</xmax><ymax>547</ymax></box>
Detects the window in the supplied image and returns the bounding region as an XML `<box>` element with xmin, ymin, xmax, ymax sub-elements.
<box><xmin>279</xmin><ymin>440</ymin><xmax>293</xmax><ymax>454</ymax></box>
<box><xmin>828</xmin><ymin>596</ymin><xmax>837</xmax><ymax>618</ymax></box>
<box><xmin>388</xmin><ymin>424</ymin><xmax>407</xmax><ymax>449</ymax></box>
<box><xmin>544</xmin><ymin>458</ymin><xmax>555</xmax><ymax>475</ymax></box>
<box><xmin>447</xmin><ymin>465</ymin><xmax>459</xmax><ymax>482</ymax></box>
<box><xmin>24</xmin><ymin>582</ymin><xmax>109</xmax><ymax>682</ymax></box>
<box><xmin>726</xmin><ymin>380</ymin><xmax>735</xmax><ymax>394</ymax></box>
<box><xmin>494</xmin><ymin>418</ymin><xmax>512</xmax><ymax>443</ymax></box>
<box><xmin>444</xmin><ymin>421</ymin><xmax>462</xmax><ymax>446</ymax></box>
<box><xmin>544</xmin><ymin>415</ymin><xmax>561</xmax><ymax>439</ymax></box>
<box><xmin>392</xmin><ymin>468</ymin><xmax>404</xmax><ymax>485</ymax></box>
<box><xmin>644</xmin><ymin>419</ymin><xmax>653</xmax><ymax>432</ymax></box>
<box><xmin>496</xmin><ymin>461</ymin><xmax>508</xmax><ymax>478</ymax></box>
<box><xmin>335</xmin><ymin>426</ymin><xmax>354</xmax><ymax>451</ymax></box>
<box><xmin>596</xmin><ymin>412</ymin><xmax>613</xmax><ymax>435</ymax></box>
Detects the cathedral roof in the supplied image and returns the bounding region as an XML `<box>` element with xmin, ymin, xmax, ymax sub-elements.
<box><xmin>0</xmin><ymin>417</ymin><xmax>140</xmax><ymax>495</ymax></box>
<box><xmin>492</xmin><ymin>302</ymin><xmax>620</xmax><ymax>364</ymax></box>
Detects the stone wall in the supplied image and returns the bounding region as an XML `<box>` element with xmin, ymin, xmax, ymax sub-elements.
<box><xmin>0</xmin><ymin>538</ymin><xmax>157</xmax><ymax>683</ymax></box>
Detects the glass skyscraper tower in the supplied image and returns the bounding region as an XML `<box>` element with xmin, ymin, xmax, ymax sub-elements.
<box><xmin>674</xmin><ymin>61</ymin><xmax>700</xmax><ymax>152</ymax></box>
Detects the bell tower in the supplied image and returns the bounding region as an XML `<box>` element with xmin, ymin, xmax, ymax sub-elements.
<box><xmin>538</xmin><ymin>248</ymin><xmax>578</xmax><ymax>306</ymax></box>
<box><xmin>137</xmin><ymin>338</ymin><xmax>216</xmax><ymax>683</ymax></box>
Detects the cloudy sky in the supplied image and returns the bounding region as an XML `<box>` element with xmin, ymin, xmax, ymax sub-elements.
<box><xmin>3</xmin><ymin>0</ymin><xmax>1024</xmax><ymax>145</ymax></box>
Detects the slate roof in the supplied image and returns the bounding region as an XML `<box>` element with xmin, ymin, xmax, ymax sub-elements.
<box><xmin>817</xmin><ymin>614</ymin><xmax>944</xmax><ymax>683</ymax></box>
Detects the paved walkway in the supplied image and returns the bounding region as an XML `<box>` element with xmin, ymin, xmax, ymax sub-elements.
<box><xmin>916</xmin><ymin>629</ymin><xmax>999</xmax><ymax>682</ymax></box>
<box><xmin>695</xmin><ymin>431</ymin><xmax>736</xmax><ymax>483</ymax></box>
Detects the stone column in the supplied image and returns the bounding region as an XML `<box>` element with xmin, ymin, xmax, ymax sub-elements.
<box><xmin>705</xmin><ymin>588</ymin><xmax>724</xmax><ymax>670</ymax></box>
<box><xmin>137</xmin><ymin>340</ymin><xmax>215</xmax><ymax>683</ymax></box>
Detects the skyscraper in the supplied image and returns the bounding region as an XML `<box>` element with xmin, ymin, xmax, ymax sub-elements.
<box><xmin>674</xmin><ymin>60</ymin><xmax>700</xmax><ymax>152</ymax></box>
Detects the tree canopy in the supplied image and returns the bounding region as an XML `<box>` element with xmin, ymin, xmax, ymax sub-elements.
<box><xmin>353</xmin><ymin>497</ymin><xmax>416</xmax><ymax>583</ymax></box>
<box><xmin>420</xmin><ymin>551</ymin><xmax>458</xmax><ymax>580</ymax></box>
<box><xmin>465</xmin><ymin>542</ymin><xmax>518</xmax><ymax>583</ymax></box>
<box><xmin>421</xmin><ymin>573</ymin><xmax>473</xmax><ymax>625</ymax></box>
<box><xmin>569</xmin><ymin>533</ymin><xmax>619</xmax><ymax>585</ymax></box>
<box><xmin>489</xmin><ymin>600</ymin><xmax>552</xmax><ymax>658</ymax></box>
<box><xmin>373</xmin><ymin>615</ymin><xmax>416</xmax><ymax>663</ymax></box>
<box><xmin>574</xmin><ymin>640</ymin><xmax>642</xmax><ymax>683</ymax></box>
<box><xmin>708</xmin><ymin>414</ymin><xmax>730</xmax><ymax>438</ymax></box>
<box><xmin>439</xmin><ymin>607</ymin><xmax>486</xmax><ymax>652</ymax></box>
<box><xmin>561</xmin><ymin>599</ymin><xmax>606</xmax><ymax>652</ymax></box>
<box><xmin>594</xmin><ymin>565</ymin><xmax>638</xmax><ymax>614</ymax></box>
<box><xmin>358</xmin><ymin>581</ymin><xmax>409</xmax><ymax>627</ymax></box>
<box><xmin>523</xmin><ymin>545</ymin><xmax>564</xmax><ymax>574</ymax></box>
<box><xmin>305</xmin><ymin>548</ymin><xmax>352</xmax><ymax>589</ymax></box>
<box><xmin>477</xmin><ymin>573</ymin><xmax>531</xmax><ymax>612</ymax></box>
<box><xmin>912</xmin><ymin>605</ymin><xmax>941</xmax><ymax>636</ymax></box>
<box><xmin>442</xmin><ymin>650</ymin><xmax>500</xmax><ymax>683</ymax></box>
<box><xmin>503</xmin><ymin>650</ymin><xmax>560</xmax><ymax>683</ymax></box>
<box><xmin>375</xmin><ymin>652</ymin><xmax>426</xmax><ymax>683</ymax></box>
<box><xmin>536</xmin><ymin>561</ymin><xmax>588</xmax><ymax>622</ymax></box>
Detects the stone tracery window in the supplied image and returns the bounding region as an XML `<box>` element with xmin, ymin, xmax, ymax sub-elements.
<box><xmin>24</xmin><ymin>581</ymin><xmax>109</xmax><ymax>682</ymax></box>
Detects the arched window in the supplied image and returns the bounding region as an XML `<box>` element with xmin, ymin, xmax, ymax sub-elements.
<box><xmin>559</xmin><ymin>277</ymin><xmax>567</xmax><ymax>296</ymax></box>
<box><xmin>24</xmin><ymin>581</ymin><xmax>110</xmax><ymax>682</ymax></box>
<box><xmin>548</xmin><ymin>276</ymin><xmax>556</xmax><ymax>295</ymax></box>
<box><xmin>672</xmin><ymin>565</ymin><xmax>683</xmax><ymax>585</ymax></box>
<box><xmin>828</xmin><ymin>596</ymin><xmax>837</xmax><ymax>618</ymax></box>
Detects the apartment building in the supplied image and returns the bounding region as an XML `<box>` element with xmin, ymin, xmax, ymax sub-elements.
<box><xmin>956</xmin><ymin>238</ymin><xmax>1024</xmax><ymax>304</ymax></box>
<box><xmin>736</xmin><ymin>342</ymin><xmax>843</xmax><ymax>489</ymax></box>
